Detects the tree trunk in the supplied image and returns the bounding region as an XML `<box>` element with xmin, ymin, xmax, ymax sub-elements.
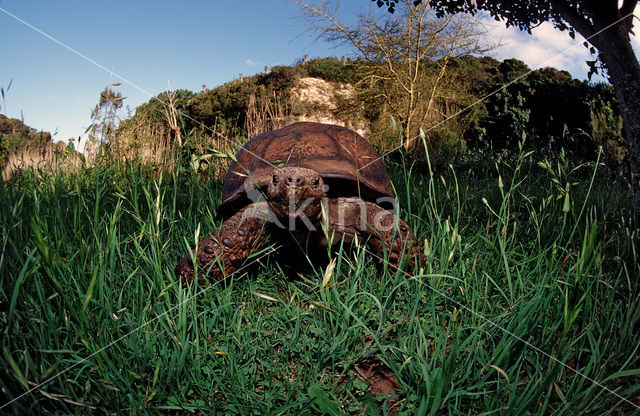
<box><xmin>549</xmin><ymin>0</ymin><xmax>640</xmax><ymax>217</ymax></box>
<box><xmin>593</xmin><ymin>28</ymin><xmax>640</xmax><ymax>217</ymax></box>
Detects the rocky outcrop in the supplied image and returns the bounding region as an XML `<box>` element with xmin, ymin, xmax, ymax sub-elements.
<box><xmin>291</xmin><ymin>77</ymin><xmax>368</xmax><ymax>138</ymax></box>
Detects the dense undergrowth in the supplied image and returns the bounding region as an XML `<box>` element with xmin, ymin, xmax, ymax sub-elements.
<box><xmin>0</xmin><ymin>145</ymin><xmax>639</xmax><ymax>414</ymax></box>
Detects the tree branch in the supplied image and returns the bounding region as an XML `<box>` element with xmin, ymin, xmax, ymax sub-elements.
<box><xmin>295</xmin><ymin>1</ymin><xmax>373</xmax><ymax>60</ymax></box>
<box><xmin>620</xmin><ymin>0</ymin><xmax>638</xmax><ymax>17</ymax></box>
<box><xmin>549</xmin><ymin>0</ymin><xmax>596</xmax><ymax>39</ymax></box>
<box><xmin>619</xmin><ymin>0</ymin><xmax>638</xmax><ymax>34</ymax></box>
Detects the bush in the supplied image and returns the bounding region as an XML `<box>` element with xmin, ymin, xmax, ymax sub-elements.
<box><xmin>258</xmin><ymin>65</ymin><xmax>300</xmax><ymax>91</ymax></box>
<box><xmin>302</xmin><ymin>57</ymin><xmax>357</xmax><ymax>83</ymax></box>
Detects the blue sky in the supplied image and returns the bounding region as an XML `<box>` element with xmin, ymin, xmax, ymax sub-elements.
<box><xmin>1</xmin><ymin>0</ymin><xmax>637</xmax><ymax>143</ymax></box>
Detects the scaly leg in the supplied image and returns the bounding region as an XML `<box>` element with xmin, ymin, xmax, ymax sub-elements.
<box><xmin>325</xmin><ymin>197</ymin><xmax>423</xmax><ymax>269</ymax></box>
<box><xmin>175</xmin><ymin>202</ymin><xmax>272</xmax><ymax>284</ymax></box>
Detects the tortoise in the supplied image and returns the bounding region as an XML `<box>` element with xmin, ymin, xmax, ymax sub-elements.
<box><xmin>175</xmin><ymin>122</ymin><xmax>423</xmax><ymax>284</ymax></box>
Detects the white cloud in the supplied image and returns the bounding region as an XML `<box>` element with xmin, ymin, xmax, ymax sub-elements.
<box><xmin>245</xmin><ymin>58</ymin><xmax>260</xmax><ymax>66</ymax></box>
<box><xmin>485</xmin><ymin>19</ymin><xmax>595</xmax><ymax>79</ymax></box>
<box><xmin>632</xmin><ymin>8</ymin><xmax>640</xmax><ymax>54</ymax></box>
<box><xmin>483</xmin><ymin>7</ymin><xmax>640</xmax><ymax>82</ymax></box>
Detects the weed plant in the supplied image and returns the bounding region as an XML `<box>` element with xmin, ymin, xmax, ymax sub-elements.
<box><xmin>0</xmin><ymin>142</ymin><xmax>639</xmax><ymax>415</ymax></box>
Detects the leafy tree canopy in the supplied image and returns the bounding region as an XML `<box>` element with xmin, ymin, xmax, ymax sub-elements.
<box><xmin>373</xmin><ymin>1</ymin><xmax>637</xmax><ymax>34</ymax></box>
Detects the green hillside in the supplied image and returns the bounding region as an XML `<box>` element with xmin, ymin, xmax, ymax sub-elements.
<box><xmin>114</xmin><ymin>56</ymin><xmax>625</xmax><ymax>169</ymax></box>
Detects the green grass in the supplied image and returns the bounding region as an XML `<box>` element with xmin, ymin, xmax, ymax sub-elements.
<box><xmin>1</xmin><ymin>148</ymin><xmax>639</xmax><ymax>415</ymax></box>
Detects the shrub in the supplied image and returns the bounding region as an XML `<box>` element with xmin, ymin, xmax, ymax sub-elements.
<box><xmin>303</xmin><ymin>57</ymin><xmax>357</xmax><ymax>83</ymax></box>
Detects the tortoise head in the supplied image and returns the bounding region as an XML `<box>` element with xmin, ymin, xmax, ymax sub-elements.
<box><xmin>267</xmin><ymin>167</ymin><xmax>326</xmax><ymax>224</ymax></box>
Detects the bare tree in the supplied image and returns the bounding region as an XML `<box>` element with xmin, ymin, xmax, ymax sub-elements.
<box><xmin>161</xmin><ymin>88</ymin><xmax>183</xmax><ymax>147</ymax></box>
<box><xmin>297</xmin><ymin>0</ymin><xmax>491</xmax><ymax>150</ymax></box>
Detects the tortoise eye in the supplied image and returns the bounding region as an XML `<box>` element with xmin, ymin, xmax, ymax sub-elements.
<box><xmin>272</xmin><ymin>175</ymin><xmax>278</xmax><ymax>185</ymax></box>
<box><xmin>313</xmin><ymin>177</ymin><xmax>320</xmax><ymax>187</ymax></box>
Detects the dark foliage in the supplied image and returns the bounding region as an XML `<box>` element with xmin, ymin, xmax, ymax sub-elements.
<box><xmin>464</xmin><ymin>59</ymin><xmax>624</xmax><ymax>167</ymax></box>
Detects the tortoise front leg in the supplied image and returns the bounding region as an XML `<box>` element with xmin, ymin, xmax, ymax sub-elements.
<box><xmin>325</xmin><ymin>197</ymin><xmax>423</xmax><ymax>269</ymax></box>
<box><xmin>175</xmin><ymin>202</ymin><xmax>271</xmax><ymax>284</ymax></box>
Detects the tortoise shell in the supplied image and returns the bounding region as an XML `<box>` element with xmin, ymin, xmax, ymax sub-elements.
<box><xmin>218</xmin><ymin>122</ymin><xmax>392</xmax><ymax>218</ymax></box>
